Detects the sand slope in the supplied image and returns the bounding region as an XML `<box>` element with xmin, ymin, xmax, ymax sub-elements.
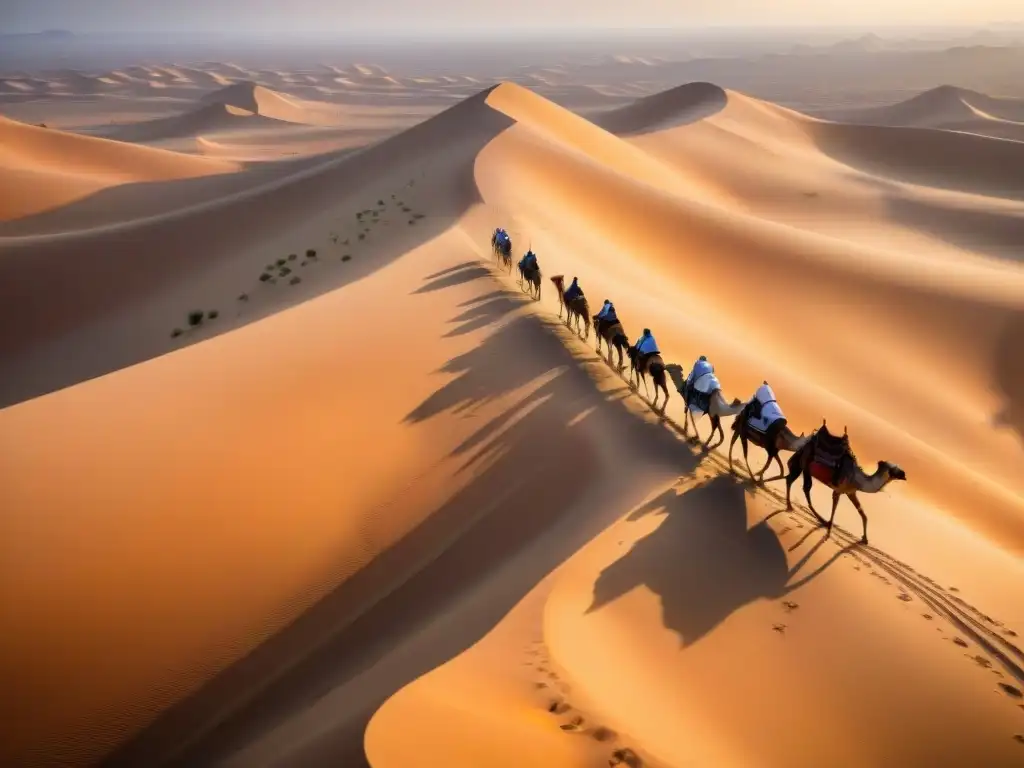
<box><xmin>199</xmin><ymin>81</ymin><xmax>345</xmax><ymax>126</ymax></box>
<box><xmin>826</xmin><ymin>84</ymin><xmax>1024</xmax><ymax>142</ymax></box>
<box><xmin>1</xmin><ymin>79</ymin><xmax>1023</xmax><ymax>768</ymax></box>
<box><xmin>0</xmin><ymin>116</ymin><xmax>239</xmax><ymax>225</ymax></box>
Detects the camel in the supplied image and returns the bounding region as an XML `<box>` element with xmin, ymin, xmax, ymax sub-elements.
<box><xmin>784</xmin><ymin>421</ymin><xmax>907</xmax><ymax>545</ymax></box>
<box><xmin>519</xmin><ymin>261</ymin><xmax>542</xmax><ymax>300</ymax></box>
<box><xmin>729</xmin><ymin>384</ymin><xmax>811</xmax><ymax>483</ymax></box>
<box><xmin>593</xmin><ymin>316</ymin><xmax>630</xmax><ymax>371</ymax></box>
<box><xmin>550</xmin><ymin>275</ymin><xmax>591</xmax><ymax>341</ymax></box>
<box><xmin>626</xmin><ymin>344</ymin><xmax>670</xmax><ymax>412</ymax></box>
<box><xmin>665</xmin><ymin>364</ymin><xmax>744</xmax><ymax>449</ymax></box>
<box><xmin>491</xmin><ymin>232</ymin><xmax>513</xmax><ymax>274</ymax></box>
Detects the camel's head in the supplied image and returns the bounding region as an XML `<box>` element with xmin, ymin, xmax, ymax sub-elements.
<box><xmin>879</xmin><ymin>461</ymin><xmax>907</xmax><ymax>483</ymax></box>
<box><xmin>664</xmin><ymin>363</ymin><xmax>685</xmax><ymax>387</ymax></box>
<box><xmin>550</xmin><ymin>274</ymin><xmax>564</xmax><ymax>286</ymax></box>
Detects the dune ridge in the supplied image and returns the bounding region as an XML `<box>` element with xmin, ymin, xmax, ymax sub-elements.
<box><xmin>1</xmin><ymin>74</ymin><xmax>1023</xmax><ymax>768</ymax></box>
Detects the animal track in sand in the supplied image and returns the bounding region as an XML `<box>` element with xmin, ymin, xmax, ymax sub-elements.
<box><xmin>782</xmin><ymin>601</ymin><xmax>799</xmax><ymax>613</ymax></box>
<box><xmin>998</xmin><ymin>682</ymin><xmax>1023</xmax><ymax>699</ymax></box>
<box><xmin>610</xmin><ymin>747</ymin><xmax>644</xmax><ymax>766</ymax></box>
<box><xmin>772</xmin><ymin>623</ymin><xmax>787</xmax><ymax>635</ymax></box>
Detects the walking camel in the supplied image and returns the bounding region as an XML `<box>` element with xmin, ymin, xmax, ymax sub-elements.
<box><xmin>729</xmin><ymin>383</ymin><xmax>811</xmax><ymax>483</ymax></box>
<box><xmin>593</xmin><ymin>315</ymin><xmax>631</xmax><ymax>371</ymax></box>
<box><xmin>626</xmin><ymin>344</ymin><xmax>671</xmax><ymax>412</ymax></box>
<box><xmin>491</xmin><ymin>232</ymin><xmax>513</xmax><ymax>274</ymax></box>
<box><xmin>665</xmin><ymin>364</ymin><xmax>744</xmax><ymax>450</ymax></box>
<box><xmin>519</xmin><ymin>259</ymin><xmax>542</xmax><ymax>300</ymax></box>
<box><xmin>783</xmin><ymin>421</ymin><xmax>907</xmax><ymax>545</ymax></box>
<box><xmin>550</xmin><ymin>275</ymin><xmax>591</xmax><ymax>341</ymax></box>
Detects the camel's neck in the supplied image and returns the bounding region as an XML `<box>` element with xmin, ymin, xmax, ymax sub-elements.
<box><xmin>853</xmin><ymin>465</ymin><xmax>892</xmax><ymax>493</ymax></box>
<box><xmin>787</xmin><ymin>430</ymin><xmax>812</xmax><ymax>451</ymax></box>
<box><xmin>712</xmin><ymin>390</ymin><xmax>743</xmax><ymax>416</ymax></box>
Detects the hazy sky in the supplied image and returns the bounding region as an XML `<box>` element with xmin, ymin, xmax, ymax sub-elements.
<box><xmin>4</xmin><ymin>0</ymin><xmax>1023</xmax><ymax>35</ymax></box>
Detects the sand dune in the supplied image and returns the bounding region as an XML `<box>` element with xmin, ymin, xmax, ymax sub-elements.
<box><xmin>99</xmin><ymin>102</ymin><xmax>291</xmax><ymax>143</ymax></box>
<box><xmin>592</xmin><ymin>81</ymin><xmax>729</xmax><ymax>134</ymax></box>
<box><xmin>828</xmin><ymin>84</ymin><xmax>1024</xmax><ymax>141</ymax></box>
<box><xmin>2</xmin><ymin>71</ymin><xmax>1024</xmax><ymax>768</ymax></box>
<box><xmin>0</xmin><ymin>116</ymin><xmax>238</xmax><ymax>226</ymax></box>
<box><xmin>199</xmin><ymin>81</ymin><xmax>345</xmax><ymax>126</ymax></box>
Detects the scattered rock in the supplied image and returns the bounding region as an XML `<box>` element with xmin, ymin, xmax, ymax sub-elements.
<box><xmin>290</xmin><ymin>276</ymin><xmax>301</xmax><ymax>286</ymax></box>
<box><xmin>187</xmin><ymin>310</ymin><xmax>203</xmax><ymax>327</ymax></box>
<box><xmin>207</xmin><ymin>310</ymin><xmax>218</xmax><ymax>320</ymax></box>
<box><xmin>288</xmin><ymin>253</ymin><xmax>297</xmax><ymax>261</ymax></box>
<box><xmin>237</xmin><ymin>293</ymin><xmax>249</xmax><ymax>302</ymax></box>
<box><xmin>341</xmin><ymin>255</ymin><xmax>351</xmax><ymax>262</ymax></box>
<box><xmin>171</xmin><ymin>328</ymin><xmax>183</xmax><ymax>338</ymax></box>
<box><xmin>259</xmin><ymin>273</ymin><xmax>272</xmax><ymax>282</ymax></box>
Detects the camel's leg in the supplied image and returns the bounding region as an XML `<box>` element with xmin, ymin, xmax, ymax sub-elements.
<box><xmin>803</xmin><ymin>470</ymin><xmax>826</xmax><ymax>525</ymax></box>
<box><xmin>642</xmin><ymin>373</ymin><xmax>650</xmax><ymax>398</ymax></box>
<box><xmin>849</xmin><ymin>492</ymin><xmax>869</xmax><ymax>545</ymax></box>
<box><xmin>703</xmin><ymin>416</ymin><xmax>718</xmax><ymax>450</ymax></box>
<box><xmin>826</xmin><ymin>491</ymin><xmax>840</xmax><ymax>538</ymax></box>
<box><xmin>784</xmin><ymin>460</ymin><xmax>801</xmax><ymax>510</ymax></box>
<box><xmin>728</xmin><ymin>430</ymin><xmax>740</xmax><ymax>473</ymax></box>
<box><xmin>754</xmin><ymin>450</ymin><xmax>773</xmax><ymax>484</ymax></box>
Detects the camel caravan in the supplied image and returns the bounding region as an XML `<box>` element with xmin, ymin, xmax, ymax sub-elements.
<box><xmin>490</xmin><ymin>229</ymin><xmax>908</xmax><ymax>544</ymax></box>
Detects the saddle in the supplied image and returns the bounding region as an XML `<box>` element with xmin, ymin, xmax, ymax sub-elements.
<box><xmin>810</xmin><ymin>424</ymin><xmax>855</xmax><ymax>483</ymax></box>
<box><xmin>601</xmin><ymin>320</ymin><xmax>623</xmax><ymax>340</ymax></box>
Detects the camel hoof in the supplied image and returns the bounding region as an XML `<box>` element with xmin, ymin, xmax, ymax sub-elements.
<box><xmin>860</xmin><ymin>536</ymin><xmax>869</xmax><ymax>546</ymax></box>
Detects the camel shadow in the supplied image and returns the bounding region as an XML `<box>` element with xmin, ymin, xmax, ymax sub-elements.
<box><xmin>588</xmin><ymin>474</ymin><xmax>847</xmax><ymax>646</ymax></box>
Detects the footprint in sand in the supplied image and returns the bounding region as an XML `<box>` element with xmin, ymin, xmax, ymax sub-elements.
<box><xmin>782</xmin><ymin>601</ymin><xmax>799</xmax><ymax>613</ymax></box>
<box><xmin>898</xmin><ymin>593</ymin><xmax>912</xmax><ymax>602</ymax></box>
<box><xmin>560</xmin><ymin>715</ymin><xmax>586</xmax><ymax>732</ymax></box>
<box><xmin>998</xmin><ymin>682</ymin><xmax>1023</xmax><ymax>699</ymax></box>
<box><xmin>773</xmin><ymin>623</ymin><xmax>787</xmax><ymax>635</ymax></box>
<box><xmin>953</xmin><ymin>637</ymin><xmax>969</xmax><ymax>648</ymax></box>
<box><xmin>1013</xmin><ymin>734</ymin><xmax>1023</xmax><ymax>744</ymax></box>
<box><xmin>972</xmin><ymin>655</ymin><xmax>992</xmax><ymax>669</ymax></box>
<box><xmin>922</xmin><ymin>613</ymin><xmax>933</xmax><ymax>620</ymax></box>
<box><xmin>548</xmin><ymin>700</ymin><xmax>572</xmax><ymax>715</ymax></box>
<box><xmin>610</xmin><ymin>747</ymin><xmax>644</xmax><ymax>766</ymax></box>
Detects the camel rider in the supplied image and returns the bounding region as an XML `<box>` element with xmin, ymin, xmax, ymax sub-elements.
<box><xmin>564</xmin><ymin>276</ymin><xmax>584</xmax><ymax>304</ymax></box>
<box><xmin>594</xmin><ymin>300</ymin><xmax>618</xmax><ymax>333</ymax></box>
<box><xmin>634</xmin><ymin>328</ymin><xmax>659</xmax><ymax>368</ymax></box>
<box><xmin>747</xmin><ymin>381</ymin><xmax>786</xmax><ymax>434</ymax></box>
<box><xmin>686</xmin><ymin>355</ymin><xmax>714</xmax><ymax>390</ymax></box>
<box><xmin>519</xmin><ymin>249</ymin><xmax>538</xmax><ymax>273</ymax></box>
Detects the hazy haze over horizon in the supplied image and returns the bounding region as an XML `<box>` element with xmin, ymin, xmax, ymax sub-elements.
<box><xmin>5</xmin><ymin>0</ymin><xmax>1024</xmax><ymax>35</ymax></box>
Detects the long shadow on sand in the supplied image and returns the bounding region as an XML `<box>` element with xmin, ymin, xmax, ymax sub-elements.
<box><xmin>0</xmin><ymin>87</ymin><xmax>516</xmax><ymax>409</ymax></box>
<box><xmin>994</xmin><ymin>309</ymin><xmax>1024</xmax><ymax>448</ymax></box>
<box><xmin>586</xmin><ymin>474</ymin><xmax>847</xmax><ymax>646</ymax></box>
<box><xmin>101</xmin><ymin>261</ymin><xmax>696</xmax><ymax>768</ymax></box>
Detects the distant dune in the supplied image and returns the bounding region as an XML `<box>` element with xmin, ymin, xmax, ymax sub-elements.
<box><xmin>826</xmin><ymin>84</ymin><xmax>1024</xmax><ymax>141</ymax></box>
<box><xmin>0</xmin><ymin>116</ymin><xmax>237</xmax><ymax>225</ymax></box>
<box><xmin>199</xmin><ymin>81</ymin><xmax>344</xmax><ymax>125</ymax></box>
<box><xmin>99</xmin><ymin>102</ymin><xmax>291</xmax><ymax>143</ymax></box>
<box><xmin>1</xmin><ymin>65</ymin><xmax>1023</xmax><ymax>768</ymax></box>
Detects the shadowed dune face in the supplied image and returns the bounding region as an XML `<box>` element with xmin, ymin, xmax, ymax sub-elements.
<box><xmin>0</xmin><ymin>86</ymin><xmax>516</xmax><ymax>409</ymax></box>
<box><xmin>3</xmin><ymin>67</ymin><xmax>1024</xmax><ymax>768</ymax></box>
<box><xmin>994</xmin><ymin>310</ymin><xmax>1024</xmax><ymax>446</ymax></box>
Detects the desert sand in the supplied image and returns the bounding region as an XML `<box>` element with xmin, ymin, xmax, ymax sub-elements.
<box><xmin>1</xmin><ymin>49</ymin><xmax>1023</xmax><ymax>768</ymax></box>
